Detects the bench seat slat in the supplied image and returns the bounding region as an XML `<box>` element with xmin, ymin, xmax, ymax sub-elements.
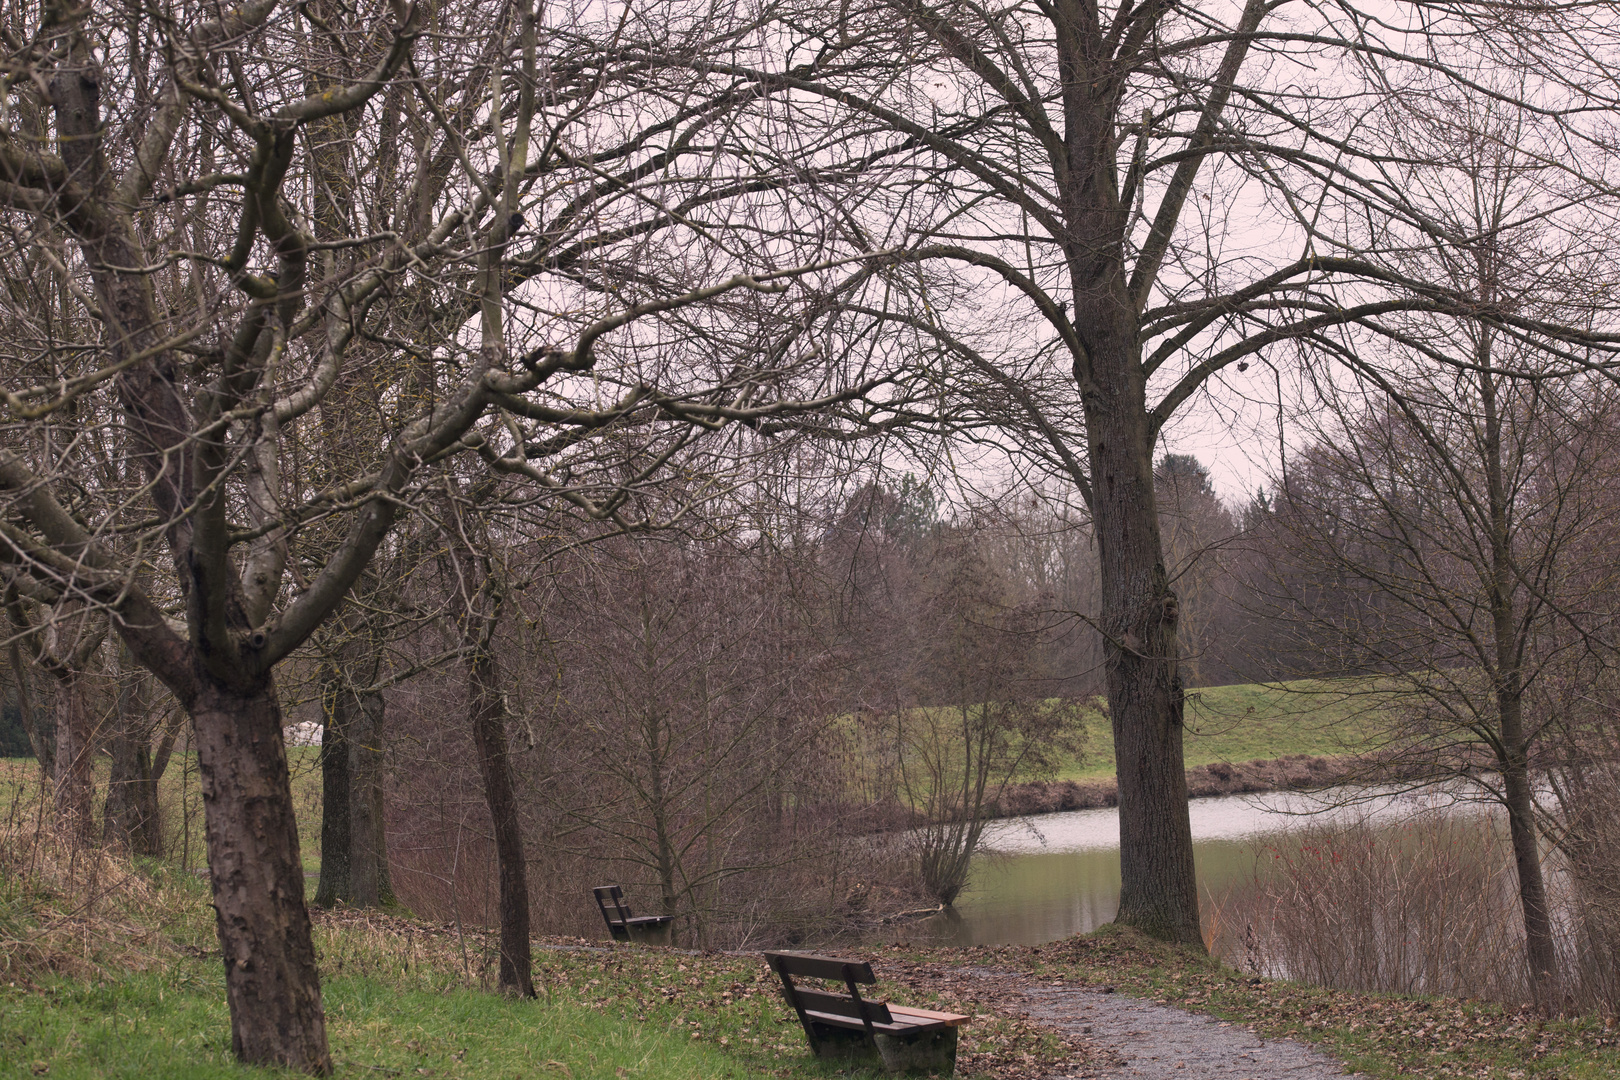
<box><xmin>619</xmin><ymin>915</ymin><xmax>672</xmax><ymax>927</ymax></box>
<box><xmin>801</xmin><ymin>1008</ymin><xmax>870</xmax><ymax>1031</ymax></box>
<box><xmin>888</xmin><ymin>1004</ymin><xmax>970</xmax><ymax>1027</ymax></box>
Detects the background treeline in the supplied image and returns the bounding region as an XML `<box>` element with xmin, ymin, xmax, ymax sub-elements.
<box><xmin>0</xmin><ymin>450</ymin><xmax>1239</xmax><ymax>935</ymax></box>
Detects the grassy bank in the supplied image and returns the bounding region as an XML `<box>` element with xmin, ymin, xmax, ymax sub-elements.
<box><xmin>0</xmin><ymin>829</ymin><xmax>1067</xmax><ymax>1079</ymax></box>
<box><xmin>1053</xmin><ymin>678</ymin><xmax>1392</xmax><ymax>782</ymax></box>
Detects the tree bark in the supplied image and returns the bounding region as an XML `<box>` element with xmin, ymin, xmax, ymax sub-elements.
<box><xmin>468</xmin><ymin>645</ymin><xmax>534</xmax><ymax>997</ymax></box>
<box><xmin>1087</xmin><ymin>397</ymin><xmax>1202</xmax><ymax>946</ymax></box>
<box><xmin>104</xmin><ymin>651</ymin><xmax>162</xmax><ymax>855</ymax></box>
<box><xmin>314</xmin><ymin>661</ymin><xmax>354</xmax><ymax>908</ymax></box>
<box><xmin>1502</xmin><ymin>715</ymin><xmax>1559</xmax><ymax>1003</ymax></box>
<box><xmin>348</xmin><ymin>688</ymin><xmax>392</xmax><ymax>907</ymax></box>
<box><xmin>191</xmin><ymin>680</ymin><xmax>331</xmax><ymax>1074</ymax></box>
<box><xmin>52</xmin><ymin>671</ymin><xmax>97</xmax><ymax>844</ymax></box>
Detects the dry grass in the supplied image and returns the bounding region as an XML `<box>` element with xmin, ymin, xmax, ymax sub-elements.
<box><xmin>0</xmin><ymin>807</ymin><xmax>214</xmax><ymax>984</ymax></box>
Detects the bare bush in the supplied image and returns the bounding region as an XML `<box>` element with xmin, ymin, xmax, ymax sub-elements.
<box><xmin>1209</xmin><ymin>810</ymin><xmax>1620</xmax><ymax>1012</ymax></box>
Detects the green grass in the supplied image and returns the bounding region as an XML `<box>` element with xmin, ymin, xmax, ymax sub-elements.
<box><xmin>1049</xmin><ymin>677</ymin><xmax>1396</xmax><ymax>781</ymax></box>
<box><xmin>0</xmin><ymin>968</ymin><xmax>776</xmax><ymax>1080</ymax></box>
<box><xmin>6</xmin><ymin>795</ymin><xmax>1613</xmax><ymax>1080</ymax></box>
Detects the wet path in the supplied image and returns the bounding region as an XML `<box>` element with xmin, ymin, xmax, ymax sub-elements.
<box><xmin>1022</xmin><ymin>988</ymin><xmax>1363</xmax><ymax>1080</ymax></box>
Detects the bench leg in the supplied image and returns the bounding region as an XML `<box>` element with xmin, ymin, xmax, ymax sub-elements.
<box><xmin>875</xmin><ymin>1026</ymin><xmax>958</xmax><ymax>1076</ymax></box>
<box><xmin>804</xmin><ymin>1023</ymin><xmax>883</xmax><ymax>1067</ymax></box>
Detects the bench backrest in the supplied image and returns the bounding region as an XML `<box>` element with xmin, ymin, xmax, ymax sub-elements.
<box><xmin>593</xmin><ymin>885</ymin><xmax>633</xmax><ymax>936</ymax></box>
<box><xmin>764</xmin><ymin>951</ymin><xmax>893</xmax><ymax>1030</ymax></box>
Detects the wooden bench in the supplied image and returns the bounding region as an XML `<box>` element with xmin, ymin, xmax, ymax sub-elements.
<box><xmin>764</xmin><ymin>951</ymin><xmax>970</xmax><ymax>1075</ymax></box>
<box><xmin>592</xmin><ymin>885</ymin><xmax>673</xmax><ymax>946</ymax></box>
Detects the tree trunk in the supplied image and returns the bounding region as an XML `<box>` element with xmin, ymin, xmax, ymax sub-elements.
<box><xmin>348</xmin><ymin>689</ymin><xmax>392</xmax><ymax>907</ymax></box>
<box><xmin>314</xmin><ymin>662</ymin><xmax>353</xmax><ymax>908</ymax></box>
<box><xmin>190</xmin><ymin>679</ymin><xmax>331</xmax><ymax>1074</ymax></box>
<box><xmin>1086</xmin><ymin>360</ymin><xmax>1202</xmax><ymax>948</ymax></box>
<box><xmin>1479</xmin><ymin>361</ymin><xmax>1560</xmax><ymax>1005</ymax></box>
<box><xmin>1053</xmin><ymin>7</ymin><xmax>1204</xmax><ymax>945</ymax></box>
<box><xmin>104</xmin><ymin>726</ymin><xmax>161</xmax><ymax>856</ymax></box>
<box><xmin>53</xmin><ymin>671</ymin><xmax>97</xmax><ymax>844</ymax></box>
<box><xmin>314</xmin><ymin>662</ymin><xmax>392</xmax><ymax>907</ymax></box>
<box><xmin>1503</xmin><ymin>740</ymin><xmax>1559</xmax><ymax>1004</ymax></box>
<box><xmin>105</xmin><ymin>656</ymin><xmax>162</xmax><ymax>855</ymax></box>
<box><xmin>468</xmin><ymin>647</ymin><xmax>533</xmax><ymax>998</ymax></box>
<box><xmin>9</xmin><ymin>640</ymin><xmax>52</xmax><ymax>779</ymax></box>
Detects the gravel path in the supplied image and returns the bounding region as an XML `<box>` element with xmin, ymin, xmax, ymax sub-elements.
<box><xmin>1021</xmin><ymin>988</ymin><xmax>1364</xmax><ymax>1080</ymax></box>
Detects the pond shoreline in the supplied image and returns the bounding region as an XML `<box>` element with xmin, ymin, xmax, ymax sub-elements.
<box><xmin>989</xmin><ymin>753</ymin><xmax>1372</xmax><ymax>819</ymax></box>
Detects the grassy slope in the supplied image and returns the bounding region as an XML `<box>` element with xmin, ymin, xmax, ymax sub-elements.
<box><xmin>1</xmin><ymin>969</ymin><xmax>775</xmax><ymax>1080</ymax></box>
<box><xmin>5</xmin><ymin>749</ymin><xmax>1611</xmax><ymax>1079</ymax></box>
<box><xmin>1051</xmin><ymin>677</ymin><xmax>1391</xmax><ymax>781</ymax></box>
<box><xmin>6</xmin><ymin>882</ymin><xmax>1609</xmax><ymax>1080</ymax></box>
<box><xmin>0</xmin><ymin>858</ymin><xmax>1061</xmax><ymax>1080</ymax></box>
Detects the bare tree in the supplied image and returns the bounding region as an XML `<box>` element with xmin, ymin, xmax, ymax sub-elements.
<box><xmin>1260</xmin><ymin>376</ymin><xmax>1618</xmax><ymax>1005</ymax></box>
<box><xmin>692</xmin><ymin>0</ymin><xmax>1620</xmax><ymax>945</ymax></box>
<box><xmin>890</xmin><ymin>527</ymin><xmax>1085</xmax><ymax>905</ymax></box>
<box><xmin>543</xmin><ymin>535</ymin><xmax>830</xmax><ymax>946</ymax></box>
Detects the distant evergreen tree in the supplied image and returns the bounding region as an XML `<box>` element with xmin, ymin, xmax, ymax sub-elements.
<box><xmin>0</xmin><ymin>703</ymin><xmax>29</xmax><ymax>758</ymax></box>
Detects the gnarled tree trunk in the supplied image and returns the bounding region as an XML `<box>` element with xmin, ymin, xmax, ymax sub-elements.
<box><xmin>191</xmin><ymin>679</ymin><xmax>331</xmax><ymax>1074</ymax></box>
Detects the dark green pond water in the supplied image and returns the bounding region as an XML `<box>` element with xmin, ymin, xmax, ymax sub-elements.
<box><xmin>907</xmin><ymin>787</ymin><xmax>1473</xmax><ymax>946</ymax></box>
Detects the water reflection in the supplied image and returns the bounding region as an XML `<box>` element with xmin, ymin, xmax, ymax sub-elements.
<box><xmin>905</xmin><ymin>787</ymin><xmax>1484</xmax><ymax>947</ymax></box>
